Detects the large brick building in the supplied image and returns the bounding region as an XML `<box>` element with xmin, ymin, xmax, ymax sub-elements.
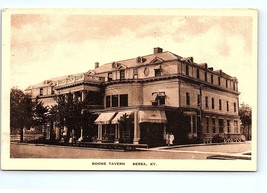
<box><xmin>26</xmin><ymin>47</ymin><xmax>241</xmax><ymax>146</ymax></box>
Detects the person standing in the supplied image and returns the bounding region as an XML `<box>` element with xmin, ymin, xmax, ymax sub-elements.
<box><xmin>169</xmin><ymin>133</ymin><xmax>175</xmax><ymax>146</ymax></box>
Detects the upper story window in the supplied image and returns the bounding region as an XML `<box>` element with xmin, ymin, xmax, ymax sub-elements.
<box><xmin>205</xmin><ymin>96</ymin><xmax>209</xmax><ymax>108</ymax></box>
<box><xmin>186</xmin><ymin>64</ymin><xmax>189</xmax><ymax>76</ymax></box>
<box><xmin>218</xmin><ymin>77</ymin><xmax>221</xmax><ymax>86</ymax></box>
<box><xmin>112</xmin><ymin>95</ymin><xmax>119</xmax><ymax>107</ymax></box>
<box><xmin>226</xmin><ymin>79</ymin><xmax>228</xmax><ymax>88</ymax></box>
<box><xmin>211</xmin><ymin>74</ymin><xmax>214</xmax><ymax>84</ymax></box>
<box><xmin>219</xmin><ymin>99</ymin><xmax>222</xmax><ymax>110</ymax></box>
<box><xmin>234</xmin><ymin>102</ymin><xmax>237</xmax><ymax>112</ymax></box>
<box><xmin>154</xmin><ymin>69</ymin><xmax>161</xmax><ymax>77</ymax></box>
<box><xmin>226</xmin><ymin>101</ymin><xmax>229</xmax><ymax>112</ymax></box>
<box><xmin>205</xmin><ymin>72</ymin><xmax>207</xmax><ymax>82</ymax></box>
<box><xmin>120</xmin><ymin>94</ymin><xmax>128</xmax><ymax>107</ymax></box>
<box><xmin>197</xmin><ymin>69</ymin><xmax>200</xmax><ymax>79</ymax></box>
<box><xmin>133</xmin><ymin>68</ymin><xmax>138</xmax><ymax>79</ymax></box>
<box><xmin>108</xmin><ymin>72</ymin><xmax>112</xmax><ymax>81</ymax></box>
<box><xmin>197</xmin><ymin>94</ymin><xmax>201</xmax><ymax>107</ymax></box>
<box><xmin>233</xmin><ymin>82</ymin><xmax>236</xmax><ymax>91</ymax></box>
<box><xmin>51</xmin><ymin>87</ymin><xmax>54</xmax><ymax>95</ymax></box>
<box><xmin>212</xmin><ymin>98</ymin><xmax>215</xmax><ymax>109</ymax></box>
<box><xmin>186</xmin><ymin>92</ymin><xmax>190</xmax><ymax>106</ymax></box>
<box><xmin>152</xmin><ymin>92</ymin><xmax>166</xmax><ymax>106</ymax></box>
<box><xmin>106</xmin><ymin>94</ymin><xmax>128</xmax><ymax>108</ymax></box>
<box><xmin>106</xmin><ymin>96</ymin><xmax>111</xmax><ymax>108</ymax></box>
<box><xmin>120</xmin><ymin>70</ymin><xmax>125</xmax><ymax>80</ymax></box>
<box><xmin>40</xmin><ymin>88</ymin><xmax>43</xmax><ymax>96</ymax></box>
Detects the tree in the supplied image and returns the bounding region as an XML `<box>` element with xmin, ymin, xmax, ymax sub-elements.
<box><xmin>239</xmin><ymin>103</ymin><xmax>252</xmax><ymax>140</ymax></box>
<box><xmin>10</xmin><ymin>88</ymin><xmax>33</xmax><ymax>142</ymax></box>
<box><xmin>32</xmin><ymin>99</ymin><xmax>48</xmax><ymax>131</ymax></box>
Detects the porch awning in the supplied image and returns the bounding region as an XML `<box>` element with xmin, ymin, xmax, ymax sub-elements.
<box><xmin>139</xmin><ymin>110</ymin><xmax>167</xmax><ymax>123</ymax></box>
<box><xmin>111</xmin><ymin>111</ymin><xmax>133</xmax><ymax>124</ymax></box>
<box><xmin>94</xmin><ymin>112</ymin><xmax>116</xmax><ymax>125</ymax></box>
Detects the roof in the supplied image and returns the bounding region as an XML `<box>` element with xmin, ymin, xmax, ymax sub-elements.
<box><xmin>94</xmin><ymin>51</ymin><xmax>180</xmax><ymax>74</ymax></box>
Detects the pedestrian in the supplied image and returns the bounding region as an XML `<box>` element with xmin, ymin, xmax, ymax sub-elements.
<box><xmin>169</xmin><ymin>133</ymin><xmax>175</xmax><ymax>145</ymax></box>
<box><xmin>165</xmin><ymin>132</ymin><xmax>170</xmax><ymax>146</ymax></box>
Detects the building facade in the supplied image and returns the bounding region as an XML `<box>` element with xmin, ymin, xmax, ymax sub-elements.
<box><xmin>27</xmin><ymin>47</ymin><xmax>241</xmax><ymax>146</ymax></box>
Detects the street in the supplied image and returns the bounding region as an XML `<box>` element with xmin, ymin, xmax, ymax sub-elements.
<box><xmin>10</xmin><ymin>142</ymin><xmax>251</xmax><ymax>160</ymax></box>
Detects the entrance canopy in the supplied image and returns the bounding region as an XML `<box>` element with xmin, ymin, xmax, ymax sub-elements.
<box><xmin>111</xmin><ymin>111</ymin><xmax>133</xmax><ymax>124</ymax></box>
<box><xmin>94</xmin><ymin>112</ymin><xmax>116</xmax><ymax>125</ymax></box>
<box><xmin>139</xmin><ymin>110</ymin><xmax>167</xmax><ymax>123</ymax></box>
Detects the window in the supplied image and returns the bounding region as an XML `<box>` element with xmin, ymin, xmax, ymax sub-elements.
<box><xmin>205</xmin><ymin>72</ymin><xmax>207</xmax><ymax>82</ymax></box>
<box><xmin>120</xmin><ymin>94</ymin><xmax>128</xmax><ymax>107</ymax></box>
<box><xmin>155</xmin><ymin>69</ymin><xmax>161</xmax><ymax>77</ymax></box>
<box><xmin>106</xmin><ymin>96</ymin><xmax>111</xmax><ymax>108</ymax></box>
<box><xmin>108</xmin><ymin>72</ymin><xmax>112</xmax><ymax>81</ymax></box>
<box><xmin>211</xmin><ymin>74</ymin><xmax>214</xmax><ymax>84</ymax></box>
<box><xmin>186</xmin><ymin>64</ymin><xmax>189</xmax><ymax>75</ymax></box>
<box><xmin>218</xmin><ymin>77</ymin><xmax>221</xmax><ymax>86</ymax></box>
<box><xmin>197</xmin><ymin>95</ymin><xmax>201</xmax><ymax>107</ymax></box>
<box><xmin>234</xmin><ymin>120</ymin><xmax>238</xmax><ymax>133</ymax></box>
<box><xmin>159</xmin><ymin>96</ymin><xmax>165</xmax><ymax>105</ymax></box>
<box><xmin>112</xmin><ymin>95</ymin><xmax>119</xmax><ymax>107</ymax></box>
<box><xmin>219</xmin><ymin>119</ymin><xmax>224</xmax><ymax>133</ymax></box>
<box><xmin>234</xmin><ymin>102</ymin><xmax>237</xmax><ymax>112</ymax></box>
<box><xmin>226</xmin><ymin>79</ymin><xmax>228</xmax><ymax>88</ymax></box>
<box><xmin>212</xmin><ymin>98</ymin><xmax>215</xmax><ymax>109</ymax></box>
<box><xmin>233</xmin><ymin>82</ymin><xmax>235</xmax><ymax>90</ymax></box>
<box><xmin>205</xmin><ymin>96</ymin><xmax>209</xmax><ymax>108</ymax></box>
<box><xmin>206</xmin><ymin>117</ymin><xmax>210</xmax><ymax>133</ymax></box>
<box><xmin>226</xmin><ymin>101</ymin><xmax>229</xmax><ymax>112</ymax></box>
<box><xmin>219</xmin><ymin>99</ymin><xmax>222</xmax><ymax>110</ymax></box>
<box><xmin>152</xmin><ymin>92</ymin><xmax>165</xmax><ymax>106</ymax></box>
<box><xmin>197</xmin><ymin>69</ymin><xmax>200</xmax><ymax>79</ymax></box>
<box><xmin>120</xmin><ymin>70</ymin><xmax>125</xmax><ymax>80</ymax></box>
<box><xmin>227</xmin><ymin>120</ymin><xmax>230</xmax><ymax>133</ymax></box>
<box><xmin>40</xmin><ymin>88</ymin><xmax>43</xmax><ymax>96</ymax></box>
<box><xmin>133</xmin><ymin>68</ymin><xmax>138</xmax><ymax>79</ymax></box>
<box><xmin>186</xmin><ymin>92</ymin><xmax>190</xmax><ymax>106</ymax></box>
<box><xmin>51</xmin><ymin>87</ymin><xmax>54</xmax><ymax>95</ymax></box>
<box><xmin>212</xmin><ymin>118</ymin><xmax>216</xmax><ymax>133</ymax></box>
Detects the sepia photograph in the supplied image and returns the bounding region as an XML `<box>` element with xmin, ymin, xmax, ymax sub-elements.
<box><xmin>1</xmin><ymin>8</ymin><xmax>257</xmax><ymax>171</ymax></box>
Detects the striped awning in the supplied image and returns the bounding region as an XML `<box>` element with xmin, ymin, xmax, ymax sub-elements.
<box><xmin>94</xmin><ymin>112</ymin><xmax>116</xmax><ymax>125</ymax></box>
<box><xmin>139</xmin><ymin>110</ymin><xmax>167</xmax><ymax>123</ymax></box>
<box><xmin>111</xmin><ymin>111</ymin><xmax>133</xmax><ymax>124</ymax></box>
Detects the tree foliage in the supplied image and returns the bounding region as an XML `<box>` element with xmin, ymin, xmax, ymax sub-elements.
<box><xmin>239</xmin><ymin>103</ymin><xmax>252</xmax><ymax>127</ymax></box>
<box><xmin>10</xmin><ymin>88</ymin><xmax>33</xmax><ymax>142</ymax></box>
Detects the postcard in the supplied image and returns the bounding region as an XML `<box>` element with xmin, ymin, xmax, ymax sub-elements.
<box><xmin>1</xmin><ymin>8</ymin><xmax>257</xmax><ymax>171</ymax></box>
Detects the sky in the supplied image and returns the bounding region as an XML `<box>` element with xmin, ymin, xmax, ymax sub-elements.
<box><xmin>10</xmin><ymin>11</ymin><xmax>255</xmax><ymax>104</ymax></box>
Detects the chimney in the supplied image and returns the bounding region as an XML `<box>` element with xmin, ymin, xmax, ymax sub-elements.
<box><xmin>95</xmin><ymin>62</ymin><xmax>99</xmax><ymax>69</ymax></box>
<box><xmin>154</xmin><ymin>47</ymin><xmax>163</xmax><ymax>54</ymax></box>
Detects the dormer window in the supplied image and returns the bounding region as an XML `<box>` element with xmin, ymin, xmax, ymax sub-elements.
<box><xmin>154</xmin><ymin>65</ymin><xmax>161</xmax><ymax>77</ymax></box>
<box><xmin>133</xmin><ymin>68</ymin><xmax>138</xmax><ymax>79</ymax></box>
<box><xmin>120</xmin><ymin>70</ymin><xmax>125</xmax><ymax>80</ymax></box>
<box><xmin>40</xmin><ymin>88</ymin><xmax>43</xmax><ymax>96</ymax></box>
<box><xmin>108</xmin><ymin>72</ymin><xmax>112</xmax><ymax>81</ymax></box>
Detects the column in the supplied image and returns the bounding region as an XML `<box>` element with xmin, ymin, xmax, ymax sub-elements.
<box><xmin>114</xmin><ymin>124</ymin><xmax>119</xmax><ymax>143</ymax></box>
<box><xmin>190</xmin><ymin>116</ymin><xmax>193</xmax><ymax>133</ymax></box>
<box><xmin>163</xmin><ymin>124</ymin><xmax>166</xmax><ymax>140</ymax></box>
<box><xmin>78</xmin><ymin>128</ymin><xmax>83</xmax><ymax>141</ymax></box>
<box><xmin>133</xmin><ymin>111</ymin><xmax>140</xmax><ymax>144</ymax></box>
<box><xmin>81</xmin><ymin>91</ymin><xmax>87</xmax><ymax>101</ymax></box>
<box><xmin>55</xmin><ymin>126</ymin><xmax>61</xmax><ymax>140</ymax></box>
<box><xmin>97</xmin><ymin>124</ymin><xmax>102</xmax><ymax>143</ymax></box>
